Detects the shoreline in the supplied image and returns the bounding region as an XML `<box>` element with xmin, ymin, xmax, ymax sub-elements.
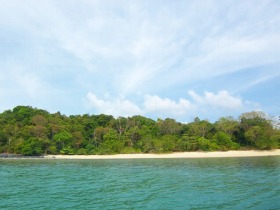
<box><xmin>43</xmin><ymin>149</ymin><xmax>280</xmax><ymax>160</ymax></box>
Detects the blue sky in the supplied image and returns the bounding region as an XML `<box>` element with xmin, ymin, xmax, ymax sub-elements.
<box><xmin>0</xmin><ymin>0</ymin><xmax>279</xmax><ymax>122</ymax></box>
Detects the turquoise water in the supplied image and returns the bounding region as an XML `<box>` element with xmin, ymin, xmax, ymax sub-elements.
<box><xmin>1</xmin><ymin>157</ymin><xmax>280</xmax><ymax>210</ymax></box>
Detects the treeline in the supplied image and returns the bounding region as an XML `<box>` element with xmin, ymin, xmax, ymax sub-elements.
<box><xmin>0</xmin><ymin>106</ymin><xmax>279</xmax><ymax>156</ymax></box>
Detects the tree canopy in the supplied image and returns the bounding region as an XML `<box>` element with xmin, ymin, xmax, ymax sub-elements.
<box><xmin>0</xmin><ymin>106</ymin><xmax>279</xmax><ymax>156</ymax></box>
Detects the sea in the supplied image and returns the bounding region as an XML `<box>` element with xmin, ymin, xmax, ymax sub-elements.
<box><xmin>1</xmin><ymin>157</ymin><xmax>280</xmax><ymax>210</ymax></box>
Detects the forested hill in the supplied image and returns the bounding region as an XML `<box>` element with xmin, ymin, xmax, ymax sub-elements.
<box><xmin>0</xmin><ymin>106</ymin><xmax>279</xmax><ymax>156</ymax></box>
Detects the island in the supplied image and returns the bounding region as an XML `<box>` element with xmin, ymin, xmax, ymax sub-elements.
<box><xmin>0</xmin><ymin>106</ymin><xmax>279</xmax><ymax>156</ymax></box>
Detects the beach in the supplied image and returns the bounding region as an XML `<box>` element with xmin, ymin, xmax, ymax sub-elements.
<box><xmin>44</xmin><ymin>149</ymin><xmax>280</xmax><ymax>159</ymax></box>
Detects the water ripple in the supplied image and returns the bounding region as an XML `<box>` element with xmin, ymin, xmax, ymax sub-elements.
<box><xmin>0</xmin><ymin>157</ymin><xmax>280</xmax><ymax>209</ymax></box>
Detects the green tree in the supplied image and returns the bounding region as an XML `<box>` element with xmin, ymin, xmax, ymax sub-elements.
<box><xmin>160</xmin><ymin>135</ymin><xmax>178</xmax><ymax>152</ymax></box>
<box><xmin>180</xmin><ymin>135</ymin><xmax>199</xmax><ymax>151</ymax></box>
<box><xmin>215</xmin><ymin>117</ymin><xmax>239</xmax><ymax>136</ymax></box>
<box><xmin>21</xmin><ymin>137</ymin><xmax>44</xmax><ymax>156</ymax></box>
<box><xmin>188</xmin><ymin>120</ymin><xmax>212</xmax><ymax>138</ymax></box>
<box><xmin>54</xmin><ymin>130</ymin><xmax>73</xmax><ymax>149</ymax></box>
<box><xmin>157</xmin><ymin>118</ymin><xmax>182</xmax><ymax>136</ymax></box>
<box><xmin>93</xmin><ymin>126</ymin><xmax>109</xmax><ymax>146</ymax></box>
<box><xmin>239</xmin><ymin>111</ymin><xmax>275</xmax><ymax>148</ymax></box>
<box><xmin>245</xmin><ymin>126</ymin><xmax>277</xmax><ymax>149</ymax></box>
<box><xmin>197</xmin><ymin>137</ymin><xmax>219</xmax><ymax>151</ymax></box>
<box><xmin>213</xmin><ymin>131</ymin><xmax>240</xmax><ymax>150</ymax></box>
<box><xmin>31</xmin><ymin>114</ymin><xmax>48</xmax><ymax>127</ymax></box>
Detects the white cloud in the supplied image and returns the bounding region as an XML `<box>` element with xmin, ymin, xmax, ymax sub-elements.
<box><xmin>206</xmin><ymin>91</ymin><xmax>243</xmax><ymax>109</ymax></box>
<box><xmin>186</xmin><ymin>90</ymin><xmax>260</xmax><ymax>120</ymax></box>
<box><xmin>85</xmin><ymin>90</ymin><xmax>258</xmax><ymax>121</ymax></box>
<box><xmin>86</xmin><ymin>92</ymin><xmax>142</xmax><ymax>117</ymax></box>
<box><xmin>188</xmin><ymin>90</ymin><xmax>243</xmax><ymax>110</ymax></box>
<box><xmin>144</xmin><ymin>95</ymin><xmax>193</xmax><ymax>118</ymax></box>
<box><xmin>188</xmin><ymin>91</ymin><xmax>203</xmax><ymax>104</ymax></box>
<box><xmin>86</xmin><ymin>92</ymin><xmax>193</xmax><ymax>119</ymax></box>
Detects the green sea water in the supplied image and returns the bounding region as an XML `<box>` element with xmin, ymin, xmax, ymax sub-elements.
<box><xmin>1</xmin><ymin>157</ymin><xmax>280</xmax><ymax>210</ymax></box>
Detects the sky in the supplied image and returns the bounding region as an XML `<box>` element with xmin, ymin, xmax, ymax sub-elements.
<box><xmin>0</xmin><ymin>0</ymin><xmax>279</xmax><ymax>122</ymax></box>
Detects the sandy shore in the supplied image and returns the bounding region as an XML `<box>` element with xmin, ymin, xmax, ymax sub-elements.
<box><xmin>44</xmin><ymin>149</ymin><xmax>280</xmax><ymax>159</ymax></box>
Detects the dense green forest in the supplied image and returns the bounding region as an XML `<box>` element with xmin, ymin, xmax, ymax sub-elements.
<box><xmin>0</xmin><ymin>106</ymin><xmax>279</xmax><ymax>156</ymax></box>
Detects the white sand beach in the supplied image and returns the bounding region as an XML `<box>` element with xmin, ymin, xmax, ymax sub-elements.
<box><xmin>44</xmin><ymin>149</ymin><xmax>280</xmax><ymax>159</ymax></box>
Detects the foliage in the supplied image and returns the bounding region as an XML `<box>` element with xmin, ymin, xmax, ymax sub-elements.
<box><xmin>0</xmin><ymin>106</ymin><xmax>279</xmax><ymax>155</ymax></box>
<box><xmin>213</xmin><ymin>131</ymin><xmax>240</xmax><ymax>151</ymax></box>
